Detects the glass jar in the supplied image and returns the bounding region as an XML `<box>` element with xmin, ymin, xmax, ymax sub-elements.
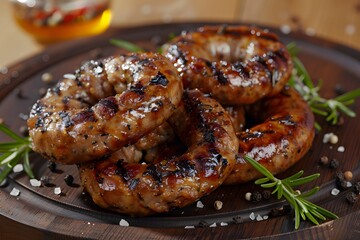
<box><xmin>12</xmin><ymin>0</ymin><xmax>112</xmax><ymax>43</ymax></box>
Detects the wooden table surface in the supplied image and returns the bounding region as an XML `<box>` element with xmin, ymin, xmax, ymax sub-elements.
<box><xmin>1</xmin><ymin>0</ymin><xmax>360</xmax><ymax>67</ymax></box>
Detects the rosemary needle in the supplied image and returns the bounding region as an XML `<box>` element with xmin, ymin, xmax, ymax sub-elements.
<box><xmin>244</xmin><ymin>155</ymin><xmax>338</xmax><ymax>229</ymax></box>
<box><xmin>0</xmin><ymin>124</ymin><xmax>33</xmax><ymax>182</ymax></box>
<box><xmin>287</xmin><ymin>42</ymin><xmax>360</xmax><ymax>130</ymax></box>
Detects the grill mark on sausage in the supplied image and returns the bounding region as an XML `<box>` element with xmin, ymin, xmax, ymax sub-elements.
<box><xmin>95</xmin><ymin>96</ymin><xmax>119</xmax><ymax>118</ymax></box>
<box><xmin>72</xmin><ymin>109</ymin><xmax>96</xmax><ymax>124</ymax></box>
<box><xmin>150</xmin><ymin>72</ymin><xmax>169</xmax><ymax>86</ymax></box>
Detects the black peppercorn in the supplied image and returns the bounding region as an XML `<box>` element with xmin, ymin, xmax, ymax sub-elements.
<box><xmin>47</xmin><ymin>161</ymin><xmax>57</xmax><ymax>172</ymax></box>
<box><xmin>262</xmin><ymin>190</ymin><xmax>271</xmax><ymax>200</ymax></box>
<box><xmin>320</xmin><ymin>156</ymin><xmax>329</xmax><ymax>165</ymax></box>
<box><xmin>329</xmin><ymin>159</ymin><xmax>339</xmax><ymax>169</ymax></box>
<box><xmin>353</xmin><ymin>182</ymin><xmax>360</xmax><ymax>195</ymax></box>
<box><xmin>40</xmin><ymin>176</ymin><xmax>51</xmax><ymax>187</ymax></box>
<box><xmin>64</xmin><ymin>175</ymin><xmax>74</xmax><ymax>186</ymax></box>
<box><xmin>251</xmin><ymin>191</ymin><xmax>262</xmax><ymax>202</ymax></box>
<box><xmin>336</xmin><ymin>179</ymin><xmax>349</xmax><ymax>191</ymax></box>
<box><xmin>346</xmin><ymin>192</ymin><xmax>358</xmax><ymax>204</ymax></box>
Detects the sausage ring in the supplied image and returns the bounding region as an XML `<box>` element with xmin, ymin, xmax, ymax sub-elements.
<box><xmin>225</xmin><ymin>87</ymin><xmax>315</xmax><ymax>184</ymax></box>
<box><xmin>162</xmin><ymin>25</ymin><xmax>293</xmax><ymax>105</ymax></box>
<box><xmin>27</xmin><ymin>53</ymin><xmax>183</xmax><ymax>164</ymax></box>
<box><xmin>79</xmin><ymin>90</ymin><xmax>239</xmax><ymax>216</ymax></box>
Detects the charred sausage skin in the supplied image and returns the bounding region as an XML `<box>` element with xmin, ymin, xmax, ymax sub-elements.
<box><xmin>79</xmin><ymin>90</ymin><xmax>239</xmax><ymax>216</ymax></box>
<box><xmin>162</xmin><ymin>25</ymin><xmax>293</xmax><ymax>105</ymax></box>
<box><xmin>27</xmin><ymin>53</ymin><xmax>183</xmax><ymax>164</ymax></box>
<box><xmin>225</xmin><ymin>87</ymin><xmax>315</xmax><ymax>184</ymax></box>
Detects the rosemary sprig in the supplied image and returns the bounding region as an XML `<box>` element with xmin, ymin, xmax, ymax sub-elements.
<box><xmin>0</xmin><ymin>124</ymin><xmax>34</xmax><ymax>183</ymax></box>
<box><xmin>109</xmin><ymin>38</ymin><xmax>145</xmax><ymax>52</ymax></box>
<box><xmin>287</xmin><ymin>42</ymin><xmax>360</xmax><ymax>130</ymax></box>
<box><xmin>244</xmin><ymin>155</ymin><xmax>338</xmax><ymax>229</ymax></box>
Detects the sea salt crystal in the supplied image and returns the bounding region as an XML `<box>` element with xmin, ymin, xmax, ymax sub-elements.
<box><xmin>331</xmin><ymin>188</ymin><xmax>340</xmax><ymax>196</ymax></box>
<box><xmin>184</xmin><ymin>226</ymin><xmax>195</xmax><ymax>229</ymax></box>
<box><xmin>54</xmin><ymin>187</ymin><xmax>62</xmax><ymax>195</ymax></box>
<box><xmin>263</xmin><ymin>215</ymin><xmax>269</xmax><ymax>220</ymax></box>
<box><xmin>337</xmin><ymin>146</ymin><xmax>345</xmax><ymax>152</ymax></box>
<box><xmin>249</xmin><ymin>212</ymin><xmax>255</xmax><ymax>220</ymax></box>
<box><xmin>280</xmin><ymin>25</ymin><xmax>291</xmax><ymax>34</ymax></box>
<box><xmin>10</xmin><ymin>187</ymin><xmax>20</xmax><ymax>196</ymax></box>
<box><xmin>119</xmin><ymin>219</ymin><xmax>129</xmax><ymax>227</ymax></box>
<box><xmin>209</xmin><ymin>223</ymin><xmax>217</xmax><ymax>227</ymax></box>
<box><xmin>220</xmin><ymin>222</ymin><xmax>228</xmax><ymax>226</ymax></box>
<box><xmin>323</xmin><ymin>132</ymin><xmax>335</xmax><ymax>143</ymax></box>
<box><xmin>63</xmin><ymin>74</ymin><xmax>76</xmax><ymax>80</ymax></box>
<box><xmin>29</xmin><ymin>179</ymin><xmax>41</xmax><ymax>187</ymax></box>
<box><xmin>196</xmin><ymin>200</ymin><xmax>204</xmax><ymax>208</ymax></box>
<box><xmin>256</xmin><ymin>215</ymin><xmax>263</xmax><ymax>221</ymax></box>
<box><xmin>346</xmin><ymin>181</ymin><xmax>353</xmax><ymax>188</ymax></box>
<box><xmin>13</xmin><ymin>164</ymin><xmax>23</xmax><ymax>173</ymax></box>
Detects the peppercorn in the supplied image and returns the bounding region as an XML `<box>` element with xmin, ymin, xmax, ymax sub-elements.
<box><xmin>245</xmin><ymin>192</ymin><xmax>252</xmax><ymax>201</ymax></box>
<box><xmin>262</xmin><ymin>190</ymin><xmax>271</xmax><ymax>200</ymax></box>
<box><xmin>320</xmin><ymin>156</ymin><xmax>329</xmax><ymax>165</ymax></box>
<box><xmin>64</xmin><ymin>175</ymin><xmax>74</xmax><ymax>186</ymax></box>
<box><xmin>329</xmin><ymin>159</ymin><xmax>339</xmax><ymax>169</ymax></box>
<box><xmin>346</xmin><ymin>192</ymin><xmax>358</xmax><ymax>204</ymax></box>
<box><xmin>251</xmin><ymin>191</ymin><xmax>262</xmax><ymax>202</ymax></box>
<box><xmin>344</xmin><ymin>171</ymin><xmax>353</xmax><ymax>181</ymax></box>
<box><xmin>40</xmin><ymin>176</ymin><xmax>51</xmax><ymax>187</ymax></box>
<box><xmin>335</xmin><ymin>171</ymin><xmax>344</xmax><ymax>181</ymax></box>
<box><xmin>353</xmin><ymin>182</ymin><xmax>360</xmax><ymax>195</ymax></box>
<box><xmin>214</xmin><ymin>200</ymin><xmax>223</xmax><ymax>210</ymax></box>
<box><xmin>47</xmin><ymin>161</ymin><xmax>57</xmax><ymax>172</ymax></box>
<box><xmin>336</xmin><ymin>179</ymin><xmax>349</xmax><ymax>191</ymax></box>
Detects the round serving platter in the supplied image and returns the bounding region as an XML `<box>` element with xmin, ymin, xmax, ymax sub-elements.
<box><xmin>0</xmin><ymin>22</ymin><xmax>359</xmax><ymax>239</ymax></box>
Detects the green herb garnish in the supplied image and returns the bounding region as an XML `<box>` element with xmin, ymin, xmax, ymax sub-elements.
<box><xmin>109</xmin><ymin>38</ymin><xmax>145</xmax><ymax>52</ymax></box>
<box><xmin>0</xmin><ymin>124</ymin><xmax>33</xmax><ymax>183</ymax></box>
<box><xmin>287</xmin><ymin>42</ymin><xmax>360</xmax><ymax>130</ymax></box>
<box><xmin>244</xmin><ymin>155</ymin><xmax>338</xmax><ymax>229</ymax></box>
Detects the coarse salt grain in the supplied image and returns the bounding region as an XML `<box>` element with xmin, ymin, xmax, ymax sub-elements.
<box><xmin>196</xmin><ymin>200</ymin><xmax>204</xmax><ymax>208</ymax></box>
<box><xmin>249</xmin><ymin>212</ymin><xmax>255</xmax><ymax>220</ymax></box>
<box><xmin>10</xmin><ymin>187</ymin><xmax>20</xmax><ymax>196</ymax></box>
<box><xmin>30</xmin><ymin>179</ymin><xmax>41</xmax><ymax>187</ymax></box>
<box><xmin>280</xmin><ymin>25</ymin><xmax>291</xmax><ymax>34</ymax></box>
<box><xmin>54</xmin><ymin>187</ymin><xmax>62</xmax><ymax>195</ymax></box>
<box><xmin>184</xmin><ymin>226</ymin><xmax>195</xmax><ymax>229</ymax></box>
<box><xmin>263</xmin><ymin>215</ymin><xmax>269</xmax><ymax>220</ymax></box>
<box><xmin>346</xmin><ymin>181</ymin><xmax>353</xmax><ymax>188</ymax></box>
<box><xmin>209</xmin><ymin>223</ymin><xmax>216</xmax><ymax>228</ymax></box>
<box><xmin>220</xmin><ymin>222</ymin><xmax>228</xmax><ymax>226</ymax></box>
<box><xmin>41</xmin><ymin>72</ymin><xmax>53</xmax><ymax>83</ymax></box>
<box><xmin>331</xmin><ymin>188</ymin><xmax>340</xmax><ymax>196</ymax></box>
<box><xmin>323</xmin><ymin>132</ymin><xmax>336</xmax><ymax>143</ymax></box>
<box><xmin>119</xmin><ymin>219</ymin><xmax>129</xmax><ymax>227</ymax></box>
<box><xmin>245</xmin><ymin>192</ymin><xmax>252</xmax><ymax>201</ymax></box>
<box><xmin>256</xmin><ymin>215</ymin><xmax>263</xmax><ymax>221</ymax></box>
<box><xmin>63</xmin><ymin>74</ymin><xmax>76</xmax><ymax>80</ymax></box>
<box><xmin>337</xmin><ymin>146</ymin><xmax>345</xmax><ymax>152</ymax></box>
<box><xmin>13</xmin><ymin>164</ymin><xmax>24</xmax><ymax>173</ymax></box>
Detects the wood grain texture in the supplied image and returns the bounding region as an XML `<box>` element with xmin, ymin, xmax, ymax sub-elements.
<box><xmin>0</xmin><ymin>22</ymin><xmax>360</xmax><ymax>239</ymax></box>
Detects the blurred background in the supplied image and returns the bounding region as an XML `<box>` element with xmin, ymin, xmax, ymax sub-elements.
<box><xmin>1</xmin><ymin>0</ymin><xmax>359</xmax><ymax>67</ymax></box>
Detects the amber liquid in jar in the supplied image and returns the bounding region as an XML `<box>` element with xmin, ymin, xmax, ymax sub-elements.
<box><xmin>12</xmin><ymin>0</ymin><xmax>112</xmax><ymax>43</ymax></box>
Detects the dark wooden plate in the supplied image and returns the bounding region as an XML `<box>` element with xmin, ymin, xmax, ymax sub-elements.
<box><xmin>0</xmin><ymin>22</ymin><xmax>359</xmax><ymax>240</ymax></box>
